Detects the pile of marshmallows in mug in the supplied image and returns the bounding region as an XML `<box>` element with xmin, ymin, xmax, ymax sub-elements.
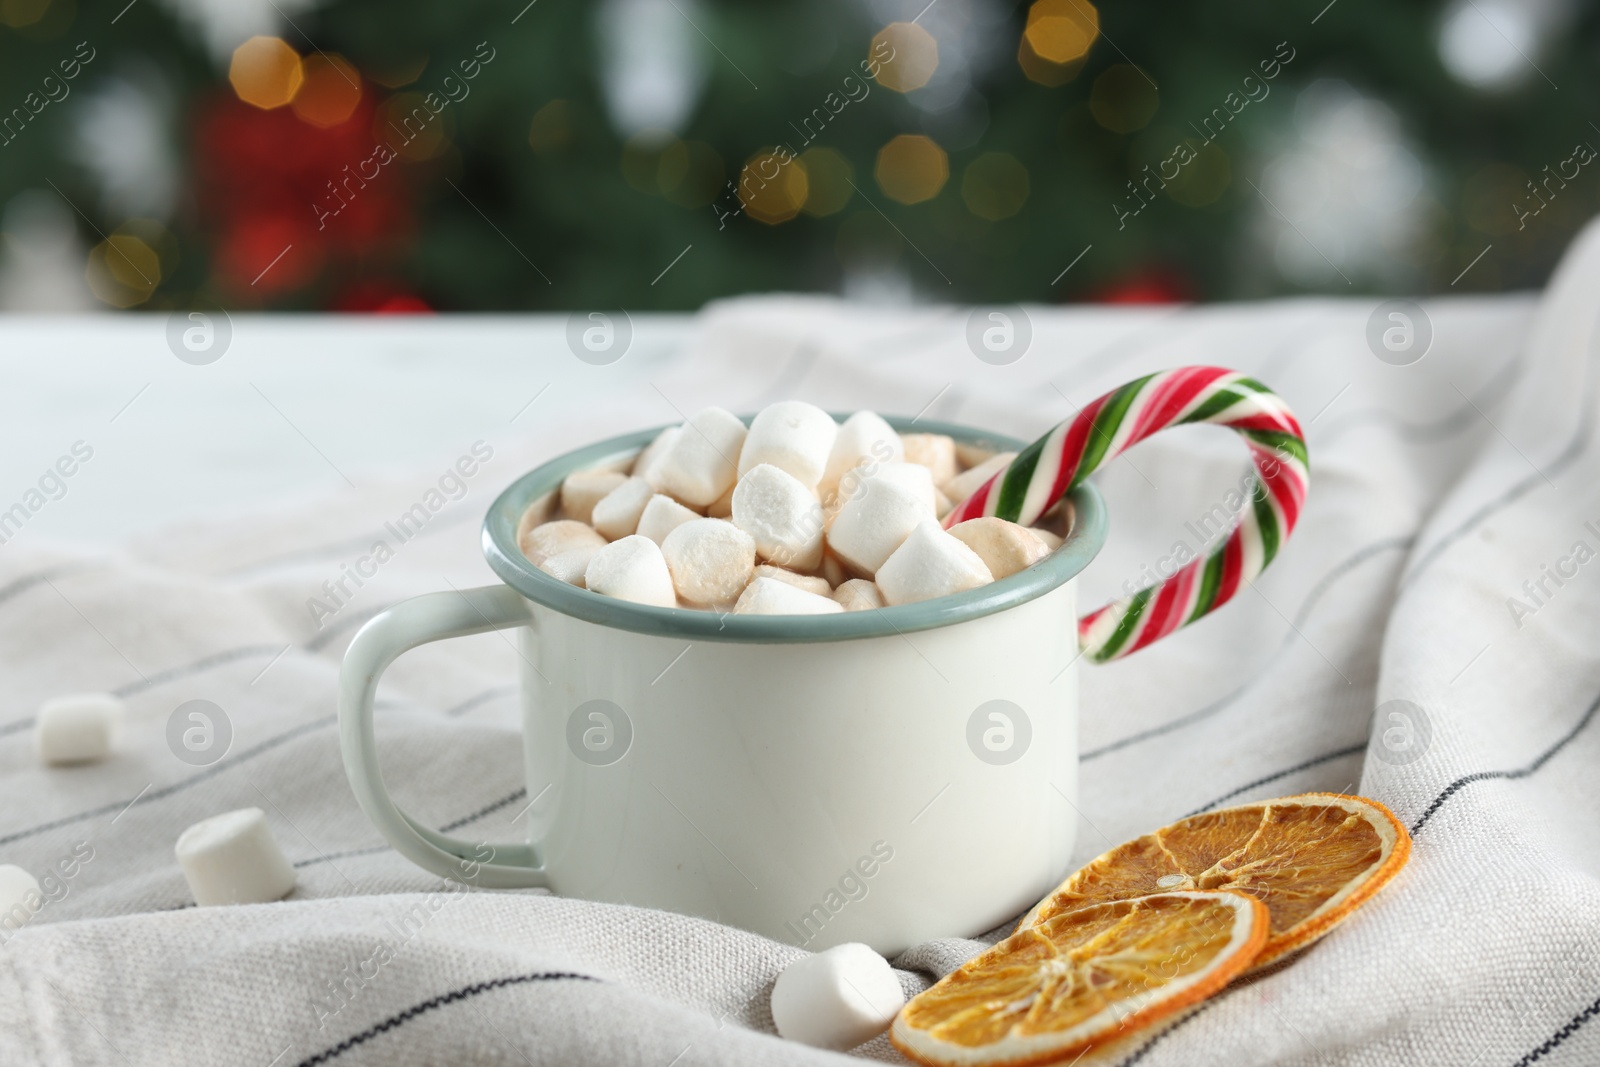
<box><xmin>520</xmin><ymin>401</ymin><xmax>1070</xmax><ymax>613</ymax></box>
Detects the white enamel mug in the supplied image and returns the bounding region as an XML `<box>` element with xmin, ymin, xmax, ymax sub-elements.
<box><xmin>339</xmin><ymin>418</ymin><xmax>1108</xmax><ymax>956</ymax></box>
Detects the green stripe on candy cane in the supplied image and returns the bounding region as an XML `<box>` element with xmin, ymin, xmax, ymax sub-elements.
<box><xmin>941</xmin><ymin>366</ymin><xmax>1309</xmax><ymax>663</ymax></box>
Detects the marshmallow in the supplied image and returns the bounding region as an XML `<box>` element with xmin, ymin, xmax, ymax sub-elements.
<box><xmin>899</xmin><ymin>433</ymin><xmax>957</xmax><ymax>485</ymax></box>
<box><xmin>523</xmin><ymin>521</ymin><xmax>608</xmax><ymax>587</ymax></box>
<box><xmin>636</xmin><ymin>494</ymin><xmax>700</xmax><ymax>545</ymax></box>
<box><xmin>954</xmin><ymin>441</ymin><xmax>997</xmax><ymax>469</ymax></box>
<box><xmin>175</xmin><ymin>808</ymin><xmax>297</xmax><ymax>907</ymax></box>
<box><xmin>1032</xmin><ymin>527</ymin><xmax>1064</xmax><ymax>551</ymax></box>
<box><xmin>770</xmin><ymin>942</ymin><xmax>906</xmax><ymax>1050</ymax></box>
<box><xmin>753</xmin><ymin>565</ymin><xmax>833</xmax><ymax>597</ymax></box>
<box><xmin>876</xmin><ymin>519</ymin><xmax>994</xmax><ymax>606</ymax></box>
<box><xmin>661</xmin><ymin>518</ymin><xmax>757</xmax><ymax>606</ymax></box>
<box><xmin>821</xmin><ymin>551</ymin><xmax>848</xmax><ymax>589</ymax></box>
<box><xmin>942</xmin><ymin>451</ymin><xmax>1017</xmax><ymax>506</ymax></box>
<box><xmin>832</xmin><ymin>579</ymin><xmax>885</xmax><ymax>612</ymax></box>
<box><xmin>0</xmin><ymin>866</ymin><xmax>41</xmax><ymax>933</ymax></box>
<box><xmin>821</xmin><ymin>411</ymin><xmax>903</xmax><ymax>495</ymax></box>
<box><xmin>732</xmin><ymin>463</ymin><xmax>826</xmax><ymax>573</ymax></box>
<box><xmin>560</xmin><ymin>469</ymin><xmax>628</xmax><ymax>525</ymax></box>
<box><xmin>826</xmin><ymin>478</ymin><xmax>930</xmax><ymax>577</ymax></box>
<box><xmin>585</xmin><ymin>535</ymin><xmax>678</xmax><ymax>607</ymax></box>
<box><xmin>733</xmin><ymin>577</ymin><xmax>844</xmax><ymax>616</ymax></box>
<box><xmin>706</xmin><ymin>484</ymin><xmax>735</xmax><ymax>518</ymax></box>
<box><xmin>860</xmin><ymin>462</ymin><xmax>938</xmax><ymax>515</ymax></box>
<box><xmin>651</xmin><ymin>407</ymin><xmax>746</xmax><ymax>507</ymax></box>
<box><xmin>34</xmin><ymin>692</ymin><xmax>122</xmax><ymax>765</ymax></box>
<box><xmin>521</xmin><ymin>520</ymin><xmax>606</xmax><ymax>565</ymax></box>
<box><xmin>934</xmin><ymin>486</ymin><xmax>953</xmax><ymax>519</ymax></box>
<box><xmin>948</xmin><ymin>517</ymin><xmax>1052</xmax><ymax>579</ymax></box>
<box><xmin>591</xmin><ymin>476</ymin><xmax>655</xmax><ymax>540</ymax></box>
<box><xmin>632</xmin><ymin>425</ymin><xmax>681</xmax><ymax>483</ymax></box>
<box><xmin>738</xmin><ymin>401</ymin><xmax>837</xmax><ymax>488</ymax></box>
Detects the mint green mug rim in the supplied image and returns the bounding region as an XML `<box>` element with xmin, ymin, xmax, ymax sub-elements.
<box><xmin>481</xmin><ymin>415</ymin><xmax>1107</xmax><ymax>644</ymax></box>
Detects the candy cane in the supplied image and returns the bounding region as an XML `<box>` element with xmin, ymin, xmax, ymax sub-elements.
<box><xmin>943</xmin><ymin>366</ymin><xmax>1309</xmax><ymax>663</ymax></box>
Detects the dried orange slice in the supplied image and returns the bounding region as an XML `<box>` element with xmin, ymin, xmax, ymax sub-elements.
<box><xmin>1020</xmin><ymin>793</ymin><xmax>1410</xmax><ymax>971</ymax></box>
<box><xmin>891</xmin><ymin>891</ymin><xmax>1267</xmax><ymax>1067</ymax></box>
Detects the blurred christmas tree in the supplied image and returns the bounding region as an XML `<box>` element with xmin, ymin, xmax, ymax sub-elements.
<box><xmin>0</xmin><ymin>0</ymin><xmax>1596</xmax><ymax>311</ymax></box>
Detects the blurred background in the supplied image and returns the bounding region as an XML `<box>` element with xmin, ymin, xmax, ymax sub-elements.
<box><xmin>0</xmin><ymin>0</ymin><xmax>1594</xmax><ymax>312</ymax></box>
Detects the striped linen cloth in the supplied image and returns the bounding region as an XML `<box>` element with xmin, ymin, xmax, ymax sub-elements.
<box><xmin>0</xmin><ymin>221</ymin><xmax>1595</xmax><ymax>1065</ymax></box>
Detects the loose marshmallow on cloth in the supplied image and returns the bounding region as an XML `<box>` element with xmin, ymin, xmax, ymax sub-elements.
<box><xmin>591</xmin><ymin>476</ymin><xmax>655</xmax><ymax>540</ymax></box>
<box><xmin>899</xmin><ymin>432</ymin><xmax>957</xmax><ymax>485</ymax></box>
<box><xmin>827</xmin><ymin>477</ymin><xmax>931</xmax><ymax>577</ymax></box>
<box><xmin>770</xmin><ymin>942</ymin><xmax>906</xmax><ymax>1050</ymax></box>
<box><xmin>521</xmin><ymin>520</ymin><xmax>608</xmax><ymax>586</ymax></box>
<box><xmin>752</xmin><ymin>565</ymin><xmax>833</xmax><ymax>597</ymax></box>
<box><xmin>948</xmin><ymin>516</ymin><xmax>1052</xmax><ymax>579</ymax></box>
<box><xmin>175</xmin><ymin>808</ymin><xmax>297</xmax><ymax>907</ymax></box>
<box><xmin>650</xmin><ymin>407</ymin><xmax>746</xmax><ymax>507</ymax></box>
<box><xmin>876</xmin><ymin>519</ymin><xmax>994</xmax><ymax>605</ymax></box>
<box><xmin>34</xmin><ymin>692</ymin><xmax>122</xmax><ymax>765</ymax></box>
<box><xmin>832</xmin><ymin>579</ymin><xmax>885</xmax><ymax>612</ymax></box>
<box><xmin>584</xmin><ymin>535</ymin><xmax>678</xmax><ymax>607</ymax></box>
<box><xmin>733</xmin><ymin>577</ymin><xmax>844</xmax><ymax>615</ymax></box>
<box><xmin>0</xmin><ymin>866</ymin><xmax>41</xmax><ymax>933</ymax></box>
<box><xmin>821</xmin><ymin>410</ymin><xmax>902</xmax><ymax>495</ymax></box>
<box><xmin>737</xmin><ymin>401</ymin><xmax>837</xmax><ymax>488</ymax></box>
<box><xmin>942</xmin><ymin>451</ymin><xmax>1017</xmax><ymax>505</ymax></box>
<box><xmin>635</xmin><ymin>494</ymin><xmax>700</xmax><ymax>545</ymax></box>
<box><xmin>559</xmin><ymin>469</ymin><xmax>628</xmax><ymax>525</ymax></box>
<box><xmin>732</xmin><ymin>463</ymin><xmax>826</xmax><ymax>572</ymax></box>
<box><xmin>661</xmin><ymin>519</ymin><xmax>756</xmax><ymax>606</ymax></box>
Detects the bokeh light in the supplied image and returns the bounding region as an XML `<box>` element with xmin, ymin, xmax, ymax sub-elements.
<box><xmin>739</xmin><ymin>149</ymin><xmax>809</xmax><ymax>224</ymax></box>
<box><xmin>800</xmin><ymin>147</ymin><xmax>854</xmax><ymax>216</ymax></box>
<box><xmin>1090</xmin><ymin>64</ymin><xmax>1159</xmax><ymax>133</ymax></box>
<box><xmin>872</xmin><ymin>22</ymin><xmax>939</xmax><ymax>94</ymax></box>
<box><xmin>85</xmin><ymin>228</ymin><xmax>161</xmax><ymax>308</ymax></box>
<box><xmin>291</xmin><ymin>54</ymin><xmax>362</xmax><ymax>128</ymax></box>
<box><xmin>659</xmin><ymin>139</ymin><xmax>725</xmax><ymax>208</ymax></box>
<box><xmin>1024</xmin><ymin>0</ymin><xmax>1098</xmax><ymax>65</ymax></box>
<box><xmin>229</xmin><ymin>36</ymin><xmax>304</xmax><ymax>111</ymax></box>
<box><xmin>875</xmin><ymin>134</ymin><xmax>948</xmax><ymax>204</ymax></box>
<box><xmin>0</xmin><ymin>0</ymin><xmax>50</xmax><ymax>28</ymax></box>
<box><xmin>529</xmin><ymin>100</ymin><xmax>575</xmax><ymax>152</ymax></box>
<box><xmin>1165</xmin><ymin>143</ymin><xmax>1230</xmax><ymax>206</ymax></box>
<box><xmin>961</xmin><ymin>152</ymin><xmax>1030</xmax><ymax>220</ymax></box>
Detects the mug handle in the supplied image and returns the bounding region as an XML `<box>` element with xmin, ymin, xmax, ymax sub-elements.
<box><xmin>338</xmin><ymin>583</ymin><xmax>550</xmax><ymax>888</ymax></box>
<box><xmin>942</xmin><ymin>366</ymin><xmax>1309</xmax><ymax>663</ymax></box>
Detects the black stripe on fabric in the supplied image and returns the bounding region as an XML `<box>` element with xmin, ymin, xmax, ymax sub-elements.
<box><xmin>293</xmin><ymin>843</ymin><xmax>389</xmax><ymax>870</ymax></box>
<box><xmin>1113</xmin><ymin>1001</ymin><xmax>1213</xmax><ymax>1067</ymax></box>
<box><xmin>0</xmin><ymin>565</ymin><xmax>87</xmax><ymax>609</ymax></box>
<box><xmin>0</xmin><ymin>715</ymin><xmax>336</xmax><ymax>847</ymax></box>
<box><xmin>445</xmin><ymin>684</ymin><xmax>517</xmax><ymax>718</ymax></box>
<box><xmin>293</xmin><ymin>971</ymin><xmax>598</xmax><ymax>1067</ymax></box>
<box><xmin>1410</xmin><ymin>686</ymin><xmax>1600</xmax><ymax>836</ymax></box>
<box><xmin>1511</xmin><ymin>991</ymin><xmax>1600</xmax><ymax>1067</ymax></box>
<box><xmin>112</xmin><ymin>644</ymin><xmax>286</xmax><ymax>698</ymax></box>
<box><xmin>439</xmin><ymin>787</ymin><xmax>527</xmax><ymax>833</ymax></box>
<box><xmin>1083</xmin><ymin>537</ymin><xmax>1412</xmax><ymax>763</ymax></box>
<box><xmin>1399</xmin><ymin>323</ymin><xmax>1598</xmax><ymax>592</ymax></box>
<box><xmin>1183</xmin><ymin>743</ymin><xmax>1366</xmax><ymax>819</ymax></box>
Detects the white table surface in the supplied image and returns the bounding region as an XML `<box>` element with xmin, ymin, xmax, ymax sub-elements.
<box><xmin>0</xmin><ymin>314</ymin><xmax>696</xmax><ymax>547</ymax></box>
